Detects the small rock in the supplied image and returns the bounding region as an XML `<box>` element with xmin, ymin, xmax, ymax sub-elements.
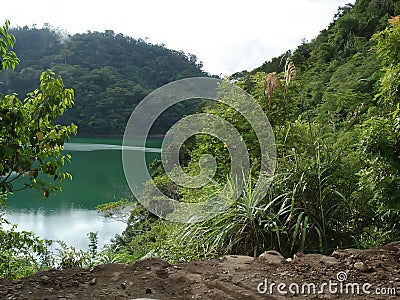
<box><xmin>184</xmin><ymin>273</ymin><xmax>202</xmax><ymax>283</ymax></box>
<box><xmin>89</xmin><ymin>277</ymin><xmax>96</xmax><ymax>285</ymax></box>
<box><xmin>222</xmin><ymin>255</ymin><xmax>254</xmax><ymax>264</ymax></box>
<box><xmin>120</xmin><ymin>281</ymin><xmax>127</xmax><ymax>289</ymax></box>
<box><xmin>331</xmin><ymin>250</ymin><xmax>346</xmax><ymax>259</ymax></box>
<box><xmin>354</xmin><ymin>261</ymin><xmax>366</xmax><ymax>271</ymax></box>
<box><xmin>292</xmin><ymin>252</ymin><xmax>305</xmax><ymax>262</ymax></box>
<box><xmin>354</xmin><ymin>262</ymin><xmax>375</xmax><ymax>273</ymax></box>
<box><xmin>259</xmin><ymin>250</ymin><xmax>285</xmax><ymax>264</ymax></box>
<box><xmin>320</xmin><ymin>255</ymin><xmax>338</xmax><ymax>265</ymax></box>
<box><xmin>280</xmin><ymin>271</ymin><xmax>289</xmax><ymax>276</ymax></box>
<box><xmin>146</xmin><ymin>288</ymin><xmax>152</xmax><ymax>294</ymax></box>
<box><xmin>146</xmin><ymin>266</ymin><xmax>151</xmax><ymax>270</ymax></box>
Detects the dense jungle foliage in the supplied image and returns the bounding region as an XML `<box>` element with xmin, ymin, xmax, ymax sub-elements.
<box><xmin>109</xmin><ymin>0</ymin><xmax>400</xmax><ymax>264</ymax></box>
<box><xmin>0</xmin><ymin>26</ymin><xmax>208</xmax><ymax>135</ymax></box>
<box><xmin>1</xmin><ymin>0</ymin><xmax>400</xmax><ymax>279</ymax></box>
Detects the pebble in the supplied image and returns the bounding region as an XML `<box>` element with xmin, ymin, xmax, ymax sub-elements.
<box><xmin>331</xmin><ymin>250</ymin><xmax>346</xmax><ymax>259</ymax></box>
<box><xmin>259</xmin><ymin>250</ymin><xmax>285</xmax><ymax>264</ymax></box>
<box><xmin>320</xmin><ymin>255</ymin><xmax>338</xmax><ymax>266</ymax></box>
<box><xmin>354</xmin><ymin>261</ymin><xmax>365</xmax><ymax>270</ymax></box>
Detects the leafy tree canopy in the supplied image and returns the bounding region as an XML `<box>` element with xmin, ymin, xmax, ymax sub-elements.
<box><xmin>0</xmin><ymin>26</ymin><xmax>209</xmax><ymax>135</ymax></box>
<box><xmin>0</xmin><ymin>20</ymin><xmax>77</xmax><ymax>201</ymax></box>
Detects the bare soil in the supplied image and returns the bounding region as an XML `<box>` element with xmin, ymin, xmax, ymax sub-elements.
<box><xmin>1</xmin><ymin>241</ymin><xmax>399</xmax><ymax>299</ymax></box>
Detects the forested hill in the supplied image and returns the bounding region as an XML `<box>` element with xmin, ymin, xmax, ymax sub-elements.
<box><xmin>0</xmin><ymin>27</ymin><xmax>209</xmax><ymax>135</ymax></box>
<box><xmin>235</xmin><ymin>0</ymin><xmax>400</xmax><ymax>128</ymax></box>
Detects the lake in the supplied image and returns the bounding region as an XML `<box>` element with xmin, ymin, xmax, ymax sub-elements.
<box><xmin>1</xmin><ymin>137</ymin><xmax>162</xmax><ymax>250</ymax></box>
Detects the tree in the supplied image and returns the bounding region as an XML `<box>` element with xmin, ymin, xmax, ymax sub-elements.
<box><xmin>1</xmin><ymin>26</ymin><xmax>208</xmax><ymax>135</ymax></box>
<box><xmin>0</xmin><ymin>20</ymin><xmax>77</xmax><ymax>202</ymax></box>
<box><xmin>358</xmin><ymin>15</ymin><xmax>400</xmax><ymax>210</ymax></box>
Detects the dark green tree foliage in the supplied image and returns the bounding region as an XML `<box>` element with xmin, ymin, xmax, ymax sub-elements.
<box><xmin>0</xmin><ymin>21</ymin><xmax>88</xmax><ymax>279</ymax></box>
<box><xmin>0</xmin><ymin>27</ymin><xmax>208</xmax><ymax>135</ymax></box>
<box><xmin>0</xmin><ymin>21</ymin><xmax>77</xmax><ymax>200</ymax></box>
<box><xmin>363</xmin><ymin>15</ymin><xmax>400</xmax><ymax>209</ymax></box>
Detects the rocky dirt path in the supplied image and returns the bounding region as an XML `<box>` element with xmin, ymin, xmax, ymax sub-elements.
<box><xmin>1</xmin><ymin>242</ymin><xmax>399</xmax><ymax>299</ymax></box>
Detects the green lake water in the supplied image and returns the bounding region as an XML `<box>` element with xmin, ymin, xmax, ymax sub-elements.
<box><xmin>2</xmin><ymin>137</ymin><xmax>162</xmax><ymax>250</ymax></box>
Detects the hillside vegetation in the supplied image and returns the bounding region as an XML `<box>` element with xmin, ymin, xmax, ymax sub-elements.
<box><xmin>0</xmin><ymin>27</ymin><xmax>208</xmax><ymax>135</ymax></box>
<box><xmin>107</xmin><ymin>0</ymin><xmax>400</xmax><ymax>264</ymax></box>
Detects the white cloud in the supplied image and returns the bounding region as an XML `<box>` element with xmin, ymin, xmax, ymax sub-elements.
<box><xmin>2</xmin><ymin>0</ymin><xmax>354</xmax><ymax>75</ymax></box>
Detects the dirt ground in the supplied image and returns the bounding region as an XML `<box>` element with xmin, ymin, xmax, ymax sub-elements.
<box><xmin>1</xmin><ymin>241</ymin><xmax>399</xmax><ymax>299</ymax></box>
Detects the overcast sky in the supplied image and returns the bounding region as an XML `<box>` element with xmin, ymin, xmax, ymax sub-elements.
<box><xmin>2</xmin><ymin>0</ymin><xmax>354</xmax><ymax>75</ymax></box>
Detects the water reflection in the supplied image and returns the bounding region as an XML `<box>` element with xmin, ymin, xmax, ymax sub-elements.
<box><xmin>4</xmin><ymin>209</ymin><xmax>126</xmax><ymax>249</ymax></box>
<box><xmin>2</xmin><ymin>137</ymin><xmax>162</xmax><ymax>250</ymax></box>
